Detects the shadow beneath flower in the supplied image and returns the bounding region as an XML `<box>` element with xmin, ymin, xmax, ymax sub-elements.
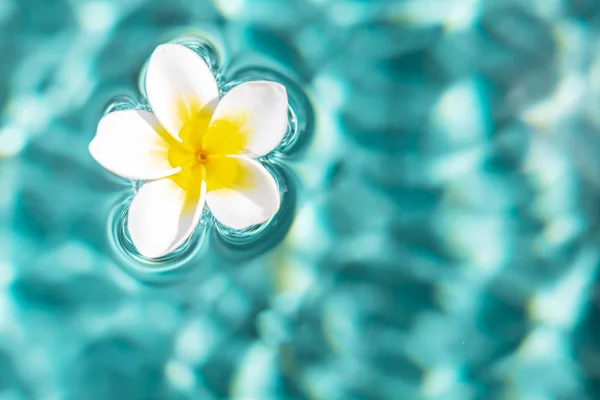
<box><xmin>210</xmin><ymin>163</ymin><xmax>298</xmax><ymax>263</ymax></box>
<box><xmin>107</xmin><ymin>193</ymin><xmax>211</xmax><ymax>285</ymax></box>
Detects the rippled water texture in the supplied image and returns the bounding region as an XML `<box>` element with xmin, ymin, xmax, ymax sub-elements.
<box><xmin>2</xmin><ymin>0</ymin><xmax>600</xmax><ymax>399</ymax></box>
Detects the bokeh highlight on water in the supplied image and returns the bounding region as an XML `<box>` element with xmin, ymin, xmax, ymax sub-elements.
<box><xmin>1</xmin><ymin>0</ymin><xmax>600</xmax><ymax>399</ymax></box>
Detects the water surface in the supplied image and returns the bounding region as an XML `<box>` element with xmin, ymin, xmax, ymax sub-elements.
<box><xmin>1</xmin><ymin>0</ymin><xmax>600</xmax><ymax>399</ymax></box>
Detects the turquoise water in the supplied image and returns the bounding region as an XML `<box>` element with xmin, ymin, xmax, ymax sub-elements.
<box><xmin>2</xmin><ymin>0</ymin><xmax>600</xmax><ymax>399</ymax></box>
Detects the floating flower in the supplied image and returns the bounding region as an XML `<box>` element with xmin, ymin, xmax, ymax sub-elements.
<box><xmin>90</xmin><ymin>44</ymin><xmax>288</xmax><ymax>258</ymax></box>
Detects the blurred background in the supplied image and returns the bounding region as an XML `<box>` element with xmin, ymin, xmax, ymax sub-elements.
<box><xmin>1</xmin><ymin>0</ymin><xmax>600</xmax><ymax>399</ymax></box>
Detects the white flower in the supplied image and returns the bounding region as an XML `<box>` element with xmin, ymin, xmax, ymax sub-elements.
<box><xmin>89</xmin><ymin>44</ymin><xmax>288</xmax><ymax>259</ymax></box>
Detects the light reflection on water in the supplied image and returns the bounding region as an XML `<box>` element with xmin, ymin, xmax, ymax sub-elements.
<box><xmin>1</xmin><ymin>0</ymin><xmax>600</xmax><ymax>399</ymax></box>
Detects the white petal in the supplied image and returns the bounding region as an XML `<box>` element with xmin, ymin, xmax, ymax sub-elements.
<box><xmin>89</xmin><ymin>110</ymin><xmax>180</xmax><ymax>180</ymax></box>
<box><xmin>210</xmin><ymin>81</ymin><xmax>288</xmax><ymax>157</ymax></box>
<box><xmin>128</xmin><ymin>178</ymin><xmax>206</xmax><ymax>258</ymax></box>
<box><xmin>145</xmin><ymin>43</ymin><xmax>219</xmax><ymax>139</ymax></box>
<box><xmin>207</xmin><ymin>157</ymin><xmax>280</xmax><ymax>230</ymax></box>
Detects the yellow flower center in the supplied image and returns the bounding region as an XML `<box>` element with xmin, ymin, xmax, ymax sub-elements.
<box><xmin>195</xmin><ymin>151</ymin><xmax>208</xmax><ymax>162</ymax></box>
<box><xmin>167</xmin><ymin>110</ymin><xmax>247</xmax><ymax>193</ymax></box>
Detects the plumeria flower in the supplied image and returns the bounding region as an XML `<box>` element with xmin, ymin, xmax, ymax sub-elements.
<box><xmin>89</xmin><ymin>44</ymin><xmax>288</xmax><ymax>258</ymax></box>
